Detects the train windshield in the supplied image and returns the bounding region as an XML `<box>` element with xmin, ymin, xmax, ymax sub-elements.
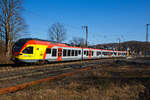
<box><xmin>13</xmin><ymin>39</ymin><xmax>28</xmax><ymax>52</ymax></box>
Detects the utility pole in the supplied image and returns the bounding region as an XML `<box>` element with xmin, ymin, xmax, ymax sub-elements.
<box><xmin>82</xmin><ymin>26</ymin><xmax>88</xmax><ymax>47</ymax></box>
<box><xmin>146</xmin><ymin>24</ymin><xmax>150</xmax><ymax>56</ymax></box>
<box><xmin>146</xmin><ymin>24</ymin><xmax>150</xmax><ymax>42</ymax></box>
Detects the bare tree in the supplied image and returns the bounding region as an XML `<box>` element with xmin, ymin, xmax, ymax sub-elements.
<box><xmin>0</xmin><ymin>0</ymin><xmax>27</xmax><ymax>57</ymax></box>
<box><xmin>69</xmin><ymin>37</ymin><xmax>86</xmax><ymax>47</ymax></box>
<box><xmin>48</xmin><ymin>22</ymin><xmax>66</xmax><ymax>43</ymax></box>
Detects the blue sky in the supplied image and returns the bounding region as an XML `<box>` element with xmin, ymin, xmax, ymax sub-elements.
<box><xmin>23</xmin><ymin>0</ymin><xmax>150</xmax><ymax>44</ymax></box>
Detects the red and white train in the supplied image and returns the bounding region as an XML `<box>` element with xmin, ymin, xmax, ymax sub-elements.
<box><xmin>12</xmin><ymin>38</ymin><xmax>127</xmax><ymax>63</ymax></box>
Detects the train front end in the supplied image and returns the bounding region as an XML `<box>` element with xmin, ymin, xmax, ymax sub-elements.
<box><xmin>12</xmin><ymin>39</ymin><xmax>35</xmax><ymax>63</ymax></box>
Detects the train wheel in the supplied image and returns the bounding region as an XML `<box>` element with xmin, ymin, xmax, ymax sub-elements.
<box><xmin>45</xmin><ymin>60</ymin><xmax>49</xmax><ymax>64</ymax></box>
<box><xmin>37</xmin><ymin>60</ymin><xmax>45</xmax><ymax>65</ymax></box>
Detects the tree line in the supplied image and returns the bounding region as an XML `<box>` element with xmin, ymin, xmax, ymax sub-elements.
<box><xmin>0</xmin><ymin>0</ymin><xmax>27</xmax><ymax>57</ymax></box>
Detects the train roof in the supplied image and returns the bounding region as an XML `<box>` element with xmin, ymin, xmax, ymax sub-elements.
<box><xmin>15</xmin><ymin>38</ymin><xmax>71</xmax><ymax>47</ymax></box>
<box><xmin>15</xmin><ymin>38</ymin><xmax>127</xmax><ymax>52</ymax></box>
<box><xmin>17</xmin><ymin>38</ymin><xmax>56</xmax><ymax>43</ymax></box>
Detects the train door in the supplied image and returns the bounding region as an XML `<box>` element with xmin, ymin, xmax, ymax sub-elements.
<box><xmin>109</xmin><ymin>52</ymin><xmax>111</xmax><ymax>58</ymax></box>
<box><xmin>89</xmin><ymin>49</ymin><xmax>92</xmax><ymax>59</ymax></box>
<box><xmin>57</xmin><ymin>48</ymin><xmax>62</xmax><ymax>61</ymax></box>
<box><xmin>118</xmin><ymin>52</ymin><xmax>120</xmax><ymax>57</ymax></box>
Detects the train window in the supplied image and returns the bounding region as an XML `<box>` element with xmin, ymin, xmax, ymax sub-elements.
<box><xmin>75</xmin><ymin>50</ymin><xmax>78</xmax><ymax>56</ymax></box>
<box><xmin>98</xmin><ymin>52</ymin><xmax>101</xmax><ymax>55</ymax></box>
<box><xmin>68</xmin><ymin>50</ymin><xmax>71</xmax><ymax>56</ymax></box>
<box><xmin>111</xmin><ymin>52</ymin><xmax>113</xmax><ymax>55</ymax></box>
<box><xmin>52</xmin><ymin>49</ymin><xmax>57</xmax><ymax>57</ymax></box>
<box><xmin>84</xmin><ymin>51</ymin><xmax>86</xmax><ymax>55</ymax></box>
<box><xmin>86</xmin><ymin>51</ymin><xmax>89</xmax><ymax>56</ymax></box>
<box><xmin>92</xmin><ymin>51</ymin><xmax>94</xmax><ymax>56</ymax></box>
<box><xmin>72</xmin><ymin>50</ymin><xmax>75</xmax><ymax>56</ymax></box>
<box><xmin>78</xmin><ymin>50</ymin><xmax>81</xmax><ymax>55</ymax></box>
<box><xmin>107</xmin><ymin>52</ymin><xmax>109</xmax><ymax>55</ymax></box>
<box><xmin>63</xmin><ymin>49</ymin><xmax>67</xmax><ymax>56</ymax></box>
<box><xmin>99</xmin><ymin>52</ymin><xmax>101</xmax><ymax>55</ymax></box>
<box><xmin>102</xmin><ymin>52</ymin><xmax>104</xmax><ymax>55</ymax></box>
<box><xmin>46</xmin><ymin>48</ymin><xmax>51</xmax><ymax>54</ymax></box>
<box><xmin>13</xmin><ymin>39</ymin><xmax>28</xmax><ymax>52</ymax></box>
<box><xmin>97</xmin><ymin>51</ymin><xmax>101</xmax><ymax>56</ymax></box>
<box><xmin>22</xmin><ymin>46</ymin><xmax>33</xmax><ymax>54</ymax></box>
<box><xmin>103</xmin><ymin>52</ymin><xmax>106</xmax><ymax>55</ymax></box>
<box><xmin>114</xmin><ymin>52</ymin><xmax>117</xmax><ymax>55</ymax></box>
<box><xmin>103</xmin><ymin>52</ymin><xmax>108</xmax><ymax>56</ymax></box>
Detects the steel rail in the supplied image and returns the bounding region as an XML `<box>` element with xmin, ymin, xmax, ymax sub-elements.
<box><xmin>0</xmin><ymin>67</ymin><xmax>91</xmax><ymax>95</ymax></box>
<box><xmin>0</xmin><ymin>67</ymin><xmax>72</xmax><ymax>81</ymax></box>
<box><xmin>0</xmin><ymin>58</ymin><xmax>117</xmax><ymax>73</ymax></box>
<box><xmin>0</xmin><ymin>59</ymin><xmax>114</xmax><ymax>82</ymax></box>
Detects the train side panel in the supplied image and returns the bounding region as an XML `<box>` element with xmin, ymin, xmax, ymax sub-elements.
<box><xmin>45</xmin><ymin>46</ymin><xmax>83</xmax><ymax>62</ymax></box>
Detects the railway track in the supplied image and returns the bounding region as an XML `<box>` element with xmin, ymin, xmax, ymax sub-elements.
<box><xmin>0</xmin><ymin>59</ymin><xmax>113</xmax><ymax>81</ymax></box>
<box><xmin>0</xmin><ymin>61</ymin><xmax>86</xmax><ymax>72</ymax></box>
<box><xmin>0</xmin><ymin>67</ymin><xmax>91</xmax><ymax>95</ymax></box>
<box><xmin>0</xmin><ymin>58</ymin><xmax>122</xmax><ymax>95</ymax></box>
<box><xmin>0</xmin><ymin>58</ymin><xmax>117</xmax><ymax>72</ymax></box>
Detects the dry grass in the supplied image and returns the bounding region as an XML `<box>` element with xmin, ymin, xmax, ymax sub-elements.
<box><xmin>1</xmin><ymin>60</ymin><xmax>150</xmax><ymax>100</ymax></box>
<box><xmin>0</xmin><ymin>54</ymin><xmax>8</xmax><ymax>64</ymax></box>
<box><xmin>0</xmin><ymin>53</ymin><xmax>13</xmax><ymax>64</ymax></box>
<box><xmin>0</xmin><ymin>83</ymin><xmax>145</xmax><ymax>100</ymax></box>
